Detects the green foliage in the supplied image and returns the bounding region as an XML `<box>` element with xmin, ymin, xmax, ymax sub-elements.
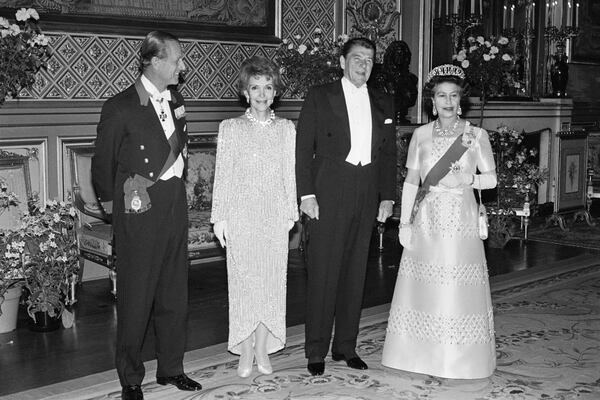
<box><xmin>1</xmin><ymin>198</ymin><xmax>79</xmax><ymax>321</ymax></box>
<box><xmin>275</xmin><ymin>29</ymin><xmax>346</xmax><ymax>98</ymax></box>
<box><xmin>0</xmin><ymin>8</ymin><xmax>51</xmax><ymax>106</ymax></box>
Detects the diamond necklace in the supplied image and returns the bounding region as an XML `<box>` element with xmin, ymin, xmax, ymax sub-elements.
<box><xmin>245</xmin><ymin>108</ymin><xmax>275</xmax><ymax>126</ymax></box>
<box><xmin>434</xmin><ymin>117</ymin><xmax>460</xmax><ymax>137</ymax></box>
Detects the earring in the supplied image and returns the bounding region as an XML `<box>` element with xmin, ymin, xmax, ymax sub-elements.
<box><xmin>457</xmin><ymin>105</ymin><xmax>462</xmax><ymax>116</ymax></box>
<box><xmin>432</xmin><ymin>106</ymin><xmax>437</xmax><ymax>116</ymax></box>
<box><xmin>245</xmin><ymin>96</ymin><xmax>250</xmax><ymax>103</ymax></box>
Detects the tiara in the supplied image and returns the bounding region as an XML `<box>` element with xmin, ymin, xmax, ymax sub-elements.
<box><xmin>426</xmin><ymin>64</ymin><xmax>466</xmax><ymax>82</ymax></box>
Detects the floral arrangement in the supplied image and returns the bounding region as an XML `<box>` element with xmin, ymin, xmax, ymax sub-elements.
<box><xmin>275</xmin><ymin>29</ymin><xmax>348</xmax><ymax>98</ymax></box>
<box><xmin>485</xmin><ymin>124</ymin><xmax>548</xmax><ymax>244</ymax></box>
<box><xmin>1</xmin><ymin>198</ymin><xmax>79</xmax><ymax>327</ymax></box>
<box><xmin>453</xmin><ymin>35</ymin><xmax>516</xmax><ymax>100</ymax></box>
<box><xmin>0</xmin><ymin>7</ymin><xmax>51</xmax><ymax>106</ymax></box>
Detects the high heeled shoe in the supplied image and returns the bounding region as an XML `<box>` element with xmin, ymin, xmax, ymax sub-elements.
<box><xmin>237</xmin><ymin>351</ymin><xmax>254</xmax><ymax>378</ymax></box>
<box><xmin>255</xmin><ymin>351</ymin><xmax>273</xmax><ymax>375</ymax></box>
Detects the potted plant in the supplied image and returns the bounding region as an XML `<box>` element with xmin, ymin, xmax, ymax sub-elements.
<box><xmin>3</xmin><ymin>198</ymin><xmax>79</xmax><ymax>331</ymax></box>
<box><xmin>0</xmin><ymin>7</ymin><xmax>51</xmax><ymax>106</ymax></box>
<box><xmin>485</xmin><ymin>124</ymin><xmax>549</xmax><ymax>247</ymax></box>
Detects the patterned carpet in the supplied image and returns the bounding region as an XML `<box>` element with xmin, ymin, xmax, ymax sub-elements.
<box><xmin>10</xmin><ymin>264</ymin><xmax>600</xmax><ymax>400</ymax></box>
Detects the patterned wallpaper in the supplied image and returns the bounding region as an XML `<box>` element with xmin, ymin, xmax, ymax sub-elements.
<box><xmin>17</xmin><ymin>0</ymin><xmax>336</xmax><ymax>102</ymax></box>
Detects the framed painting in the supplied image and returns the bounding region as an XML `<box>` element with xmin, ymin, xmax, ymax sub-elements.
<box><xmin>571</xmin><ymin>0</ymin><xmax>600</xmax><ymax>64</ymax></box>
<box><xmin>0</xmin><ymin>0</ymin><xmax>281</xmax><ymax>43</ymax></box>
<box><xmin>555</xmin><ymin>132</ymin><xmax>587</xmax><ymax>212</ymax></box>
<box><xmin>0</xmin><ymin>150</ymin><xmax>31</xmax><ymax>229</ymax></box>
<box><xmin>587</xmin><ymin>131</ymin><xmax>600</xmax><ymax>184</ymax></box>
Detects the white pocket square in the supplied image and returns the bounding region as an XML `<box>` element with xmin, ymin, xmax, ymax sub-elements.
<box><xmin>384</xmin><ymin>118</ymin><xmax>393</xmax><ymax>124</ymax></box>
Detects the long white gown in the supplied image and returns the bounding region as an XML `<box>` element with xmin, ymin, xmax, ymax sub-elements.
<box><xmin>381</xmin><ymin>121</ymin><xmax>497</xmax><ymax>379</ymax></box>
<box><xmin>211</xmin><ymin>116</ymin><xmax>298</xmax><ymax>355</ymax></box>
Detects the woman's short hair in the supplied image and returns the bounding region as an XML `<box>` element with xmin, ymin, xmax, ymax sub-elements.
<box><xmin>341</xmin><ymin>37</ymin><xmax>376</xmax><ymax>58</ymax></box>
<box><xmin>422</xmin><ymin>65</ymin><xmax>470</xmax><ymax>114</ymax></box>
<box><xmin>237</xmin><ymin>56</ymin><xmax>284</xmax><ymax>96</ymax></box>
<box><xmin>139</xmin><ymin>31</ymin><xmax>179</xmax><ymax>74</ymax></box>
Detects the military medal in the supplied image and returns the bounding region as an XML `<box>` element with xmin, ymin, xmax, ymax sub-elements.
<box><xmin>131</xmin><ymin>190</ymin><xmax>142</xmax><ymax>211</ymax></box>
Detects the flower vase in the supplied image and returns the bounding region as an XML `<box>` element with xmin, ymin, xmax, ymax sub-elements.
<box><xmin>550</xmin><ymin>43</ymin><xmax>569</xmax><ymax>97</ymax></box>
<box><xmin>0</xmin><ymin>285</ymin><xmax>23</xmax><ymax>333</ymax></box>
<box><xmin>29</xmin><ymin>311</ymin><xmax>61</xmax><ymax>332</ymax></box>
<box><xmin>487</xmin><ymin>229</ymin><xmax>511</xmax><ymax>248</ymax></box>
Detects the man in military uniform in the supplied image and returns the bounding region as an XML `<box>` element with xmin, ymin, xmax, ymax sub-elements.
<box><xmin>92</xmin><ymin>31</ymin><xmax>201</xmax><ymax>400</ymax></box>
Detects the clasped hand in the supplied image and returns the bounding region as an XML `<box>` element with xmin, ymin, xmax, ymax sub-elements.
<box><xmin>438</xmin><ymin>172</ymin><xmax>472</xmax><ymax>188</ymax></box>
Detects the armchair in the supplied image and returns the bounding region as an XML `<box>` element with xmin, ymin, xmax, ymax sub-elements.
<box><xmin>69</xmin><ymin>145</ymin><xmax>116</xmax><ymax>297</ymax></box>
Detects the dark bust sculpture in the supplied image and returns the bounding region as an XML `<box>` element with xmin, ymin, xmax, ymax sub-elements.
<box><xmin>369</xmin><ymin>40</ymin><xmax>418</xmax><ymax>125</ymax></box>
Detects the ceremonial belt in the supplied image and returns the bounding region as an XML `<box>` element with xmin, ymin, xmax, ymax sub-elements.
<box><xmin>409</xmin><ymin>133</ymin><xmax>468</xmax><ymax>223</ymax></box>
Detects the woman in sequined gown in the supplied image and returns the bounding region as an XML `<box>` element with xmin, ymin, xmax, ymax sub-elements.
<box><xmin>381</xmin><ymin>65</ymin><xmax>498</xmax><ymax>379</ymax></box>
<box><xmin>211</xmin><ymin>56</ymin><xmax>298</xmax><ymax>378</ymax></box>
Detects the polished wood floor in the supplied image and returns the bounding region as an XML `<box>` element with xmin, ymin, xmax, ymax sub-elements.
<box><xmin>1</xmin><ymin>223</ymin><xmax>599</xmax><ymax>396</ymax></box>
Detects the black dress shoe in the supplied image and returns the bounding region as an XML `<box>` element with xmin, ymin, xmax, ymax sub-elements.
<box><xmin>307</xmin><ymin>361</ymin><xmax>325</xmax><ymax>376</ymax></box>
<box><xmin>121</xmin><ymin>385</ymin><xmax>143</xmax><ymax>400</ymax></box>
<box><xmin>331</xmin><ymin>353</ymin><xmax>368</xmax><ymax>370</ymax></box>
<box><xmin>156</xmin><ymin>374</ymin><xmax>202</xmax><ymax>391</ymax></box>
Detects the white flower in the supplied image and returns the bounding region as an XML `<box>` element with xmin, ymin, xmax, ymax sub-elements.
<box><xmin>0</xmin><ymin>17</ymin><xmax>9</xmax><ymax>28</ymax></box>
<box><xmin>476</xmin><ymin>36</ymin><xmax>484</xmax><ymax>44</ymax></box>
<box><xmin>287</xmin><ymin>43</ymin><xmax>293</xmax><ymax>49</ymax></box>
<box><xmin>483</xmin><ymin>54</ymin><xmax>491</xmax><ymax>61</ymax></box>
<box><xmin>456</xmin><ymin>53</ymin><xmax>466</xmax><ymax>62</ymax></box>
<box><xmin>461</xmin><ymin>60</ymin><xmax>470</xmax><ymax>68</ymax></box>
<box><xmin>314</xmin><ymin>37</ymin><xmax>320</xmax><ymax>43</ymax></box>
<box><xmin>498</xmin><ymin>36</ymin><xmax>509</xmax><ymax>45</ymax></box>
<box><xmin>282</xmin><ymin>38</ymin><xmax>288</xmax><ymax>44</ymax></box>
<box><xmin>15</xmin><ymin>8</ymin><xmax>30</xmax><ymax>21</ymax></box>
<box><xmin>484</xmin><ymin>40</ymin><xmax>491</xmax><ymax>47</ymax></box>
<box><xmin>298</xmin><ymin>44</ymin><xmax>307</xmax><ymax>54</ymax></box>
<box><xmin>314</xmin><ymin>28</ymin><xmax>322</xmax><ymax>34</ymax></box>
<box><xmin>490</xmin><ymin>46</ymin><xmax>499</xmax><ymax>54</ymax></box>
<box><xmin>28</xmin><ymin>8</ymin><xmax>40</xmax><ymax>20</ymax></box>
<box><xmin>0</xmin><ymin>29</ymin><xmax>9</xmax><ymax>38</ymax></box>
<box><xmin>294</xmin><ymin>34</ymin><xmax>301</xmax><ymax>40</ymax></box>
<box><xmin>469</xmin><ymin>45</ymin><xmax>478</xmax><ymax>53</ymax></box>
<box><xmin>9</xmin><ymin>24</ymin><xmax>20</xmax><ymax>36</ymax></box>
<box><xmin>467</xmin><ymin>36</ymin><xmax>475</xmax><ymax>42</ymax></box>
<box><xmin>502</xmin><ymin>53</ymin><xmax>512</xmax><ymax>61</ymax></box>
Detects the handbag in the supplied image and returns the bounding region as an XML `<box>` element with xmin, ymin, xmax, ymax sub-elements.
<box><xmin>477</xmin><ymin>187</ymin><xmax>488</xmax><ymax>240</ymax></box>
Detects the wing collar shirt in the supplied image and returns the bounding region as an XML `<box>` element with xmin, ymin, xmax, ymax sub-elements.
<box><xmin>342</xmin><ymin>76</ymin><xmax>372</xmax><ymax>166</ymax></box>
<box><xmin>140</xmin><ymin>74</ymin><xmax>184</xmax><ymax>180</ymax></box>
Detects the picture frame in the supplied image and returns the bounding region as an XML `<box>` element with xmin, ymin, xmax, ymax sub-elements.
<box><xmin>571</xmin><ymin>0</ymin><xmax>600</xmax><ymax>65</ymax></box>
<box><xmin>0</xmin><ymin>150</ymin><xmax>31</xmax><ymax>229</ymax></box>
<box><xmin>0</xmin><ymin>0</ymin><xmax>281</xmax><ymax>43</ymax></box>
<box><xmin>555</xmin><ymin>132</ymin><xmax>588</xmax><ymax>212</ymax></box>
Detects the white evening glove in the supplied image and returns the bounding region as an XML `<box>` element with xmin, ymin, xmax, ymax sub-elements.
<box><xmin>288</xmin><ymin>220</ymin><xmax>295</xmax><ymax>230</ymax></box>
<box><xmin>213</xmin><ymin>220</ymin><xmax>228</xmax><ymax>247</ymax></box>
<box><xmin>472</xmin><ymin>174</ymin><xmax>497</xmax><ymax>190</ymax></box>
<box><xmin>398</xmin><ymin>182</ymin><xmax>419</xmax><ymax>249</ymax></box>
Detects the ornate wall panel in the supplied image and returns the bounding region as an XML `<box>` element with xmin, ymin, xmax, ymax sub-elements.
<box><xmin>281</xmin><ymin>0</ymin><xmax>336</xmax><ymax>41</ymax></box>
<box><xmin>13</xmin><ymin>0</ymin><xmax>335</xmax><ymax>102</ymax></box>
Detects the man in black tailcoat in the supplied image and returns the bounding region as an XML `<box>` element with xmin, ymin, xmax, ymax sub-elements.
<box><xmin>296</xmin><ymin>37</ymin><xmax>397</xmax><ymax>376</ymax></box>
<box><xmin>92</xmin><ymin>31</ymin><xmax>201</xmax><ymax>400</ymax></box>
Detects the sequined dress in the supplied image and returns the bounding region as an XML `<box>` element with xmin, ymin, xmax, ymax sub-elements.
<box><xmin>381</xmin><ymin>121</ymin><xmax>497</xmax><ymax>379</ymax></box>
<box><xmin>211</xmin><ymin>116</ymin><xmax>298</xmax><ymax>355</ymax></box>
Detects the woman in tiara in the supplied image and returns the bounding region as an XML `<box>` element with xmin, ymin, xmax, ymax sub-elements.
<box><xmin>211</xmin><ymin>55</ymin><xmax>298</xmax><ymax>378</ymax></box>
<box><xmin>381</xmin><ymin>64</ymin><xmax>497</xmax><ymax>379</ymax></box>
